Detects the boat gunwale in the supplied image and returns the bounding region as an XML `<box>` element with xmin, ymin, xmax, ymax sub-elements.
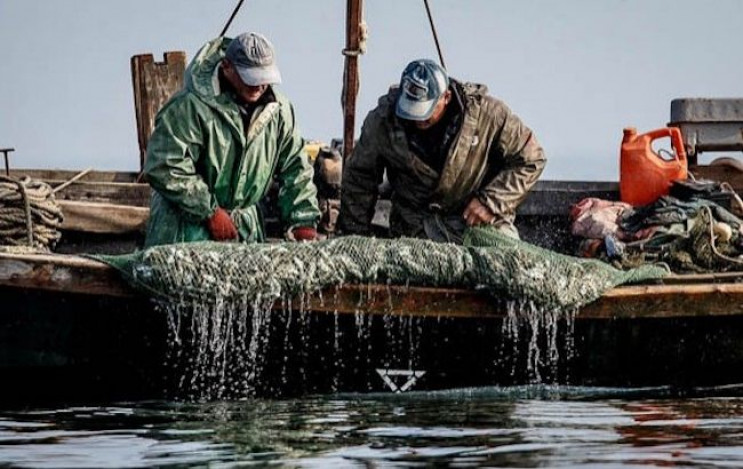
<box><xmin>2</xmin><ymin>251</ymin><xmax>743</xmax><ymax>320</ymax></box>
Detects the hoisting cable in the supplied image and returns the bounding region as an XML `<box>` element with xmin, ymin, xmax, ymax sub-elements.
<box><xmin>422</xmin><ymin>0</ymin><xmax>463</xmax><ymax>109</ymax></box>
<box><xmin>219</xmin><ymin>0</ymin><xmax>246</xmax><ymax>37</ymax></box>
<box><xmin>423</xmin><ymin>0</ymin><xmax>446</xmax><ymax>70</ymax></box>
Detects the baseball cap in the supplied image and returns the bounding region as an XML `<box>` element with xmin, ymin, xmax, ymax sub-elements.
<box><xmin>225</xmin><ymin>32</ymin><xmax>282</xmax><ymax>86</ymax></box>
<box><xmin>395</xmin><ymin>59</ymin><xmax>449</xmax><ymax>121</ymax></box>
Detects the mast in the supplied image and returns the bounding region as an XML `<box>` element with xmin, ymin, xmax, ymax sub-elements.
<box><xmin>342</xmin><ymin>0</ymin><xmax>364</xmax><ymax>161</ymax></box>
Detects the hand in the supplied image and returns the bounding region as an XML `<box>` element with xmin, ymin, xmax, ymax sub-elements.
<box><xmin>207</xmin><ymin>207</ymin><xmax>238</xmax><ymax>241</ymax></box>
<box><xmin>463</xmin><ymin>197</ymin><xmax>495</xmax><ymax>227</ymax></box>
<box><xmin>291</xmin><ymin>226</ymin><xmax>318</xmax><ymax>242</ymax></box>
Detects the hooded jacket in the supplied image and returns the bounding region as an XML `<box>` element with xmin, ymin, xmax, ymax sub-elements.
<box><xmin>340</xmin><ymin>81</ymin><xmax>546</xmax><ymax>239</ymax></box>
<box><xmin>144</xmin><ymin>37</ymin><xmax>320</xmax><ymax>247</ymax></box>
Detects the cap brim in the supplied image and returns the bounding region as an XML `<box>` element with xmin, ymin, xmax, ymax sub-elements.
<box><xmin>235</xmin><ymin>64</ymin><xmax>282</xmax><ymax>86</ymax></box>
<box><xmin>396</xmin><ymin>95</ymin><xmax>437</xmax><ymax>121</ymax></box>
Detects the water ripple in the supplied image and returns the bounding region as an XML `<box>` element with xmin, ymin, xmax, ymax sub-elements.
<box><xmin>1</xmin><ymin>392</ymin><xmax>743</xmax><ymax>467</ymax></box>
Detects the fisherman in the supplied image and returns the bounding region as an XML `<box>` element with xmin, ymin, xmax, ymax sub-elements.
<box><xmin>339</xmin><ymin>59</ymin><xmax>546</xmax><ymax>242</ymax></box>
<box><xmin>143</xmin><ymin>32</ymin><xmax>320</xmax><ymax>247</ymax></box>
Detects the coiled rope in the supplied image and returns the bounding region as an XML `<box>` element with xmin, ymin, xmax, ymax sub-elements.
<box><xmin>0</xmin><ymin>175</ymin><xmax>64</xmax><ymax>250</ymax></box>
<box><xmin>700</xmin><ymin>205</ymin><xmax>743</xmax><ymax>267</ymax></box>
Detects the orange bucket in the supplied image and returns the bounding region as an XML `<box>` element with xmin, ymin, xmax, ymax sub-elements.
<box><xmin>619</xmin><ymin>127</ymin><xmax>688</xmax><ymax>206</ymax></box>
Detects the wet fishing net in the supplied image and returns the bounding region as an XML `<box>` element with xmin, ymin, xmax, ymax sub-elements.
<box><xmin>100</xmin><ymin>227</ymin><xmax>666</xmax><ymax>312</ymax></box>
<box><xmin>97</xmin><ymin>228</ymin><xmax>667</xmax><ymax>399</ymax></box>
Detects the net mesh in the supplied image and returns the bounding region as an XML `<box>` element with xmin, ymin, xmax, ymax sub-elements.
<box><xmin>99</xmin><ymin>227</ymin><xmax>667</xmax><ymax>312</ymax></box>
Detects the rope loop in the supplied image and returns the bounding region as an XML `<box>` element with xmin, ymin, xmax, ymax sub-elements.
<box><xmin>0</xmin><ymin>175</ymin><xmax>64</xmax><ymax>250</ymax></box>
<box><xmin>342</xmin><ymin>21</ymin><xmax>368</xmax><ymax>57</ymax></box>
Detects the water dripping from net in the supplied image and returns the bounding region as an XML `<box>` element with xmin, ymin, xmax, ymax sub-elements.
<box><xmin>500</xmin><ymin>299</ymin><xmax>576</xmax><ymax>384</ymax></box>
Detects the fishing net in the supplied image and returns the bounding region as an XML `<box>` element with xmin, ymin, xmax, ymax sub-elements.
<box><xmin>99</xmin><ymin>227</ymin><xmax>667</xmax><ymax>312</ymax></box>
<box><xmin>97</xmin><ymin>227</ymin><xmax>668</xmax><ymax>399</ymax></box>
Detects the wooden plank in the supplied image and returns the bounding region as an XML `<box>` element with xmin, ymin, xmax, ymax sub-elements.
<box><xmin>8</xmin><ymin>172</ymin><xmax>622</xmax><ymax>218</ymax></box>
<box><xmin>3</xmin><ymin>252</ymin><xmax>743</xmax><ymax>320</ymax></box>
<box><xmin>0</xmin><ymin>252</ymin><xmax>133</xmax><ymax>297</ymax></box>
<box><xmin>302</xmin><ymin>282</ymin><xmax>743</xmax><ymax>319</ymax></box>
<box><xmin>131</xmin><ymin>52</ymin><xmax>186</xmax><ymax>170</ymax></box>
<box><xmin>305</xmin><ymin>284</ymin><xmax>494</xmax><ymax>318</ymax></box>
<box><xmin>582</xmin><ymin>283</ymin><xmax>743</xmax><ymax>318</ymax></box>
<box><xmin>8</xmin><ymin>169</ymin><xmax>139</xmax><ymax>183</ymax></box>
<box><xmin>59</xmin><ymin>201</ymin><xmax>149</xmax><ymax>234</ymax></box>
<box><xmin>51</xmin><ymin>181</ymin><xmax>150</xmax><ymax>207</ymax></box>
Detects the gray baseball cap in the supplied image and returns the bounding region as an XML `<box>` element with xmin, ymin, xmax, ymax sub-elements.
<box><xmin>395</xmin><ymin>59</ymin><xmax>449</xmax><ymax>121</ymax></box>
<box><xmin>225</xmin><ymin>32</ymin><xmax>282</xmax><ymax>86</ymax></box>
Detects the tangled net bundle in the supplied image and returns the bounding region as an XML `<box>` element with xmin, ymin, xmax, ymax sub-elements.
<box><xmin>101</xmin><ymin>227</ymin><xmax>668</xmax><ymax>312</ymax></box>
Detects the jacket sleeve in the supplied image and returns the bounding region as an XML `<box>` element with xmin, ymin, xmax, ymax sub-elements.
<box><xmin>338</xmin><ymin>110</ymin><xmax>386</xmax><ymax>235</ymax></box>
<box><xmin>477</xmin><ymin>100</ymin><xmax>546</xmax><ymax>222</ymax></box>
<box><xmin>275</xmin><ymin>103</ymin><xmax>321</xmax><ymax>229</ymax></box>
<box><xmin>143</xmin><ymin>96</ymin><xmax>217</xmax><ymax>222</ymax></box>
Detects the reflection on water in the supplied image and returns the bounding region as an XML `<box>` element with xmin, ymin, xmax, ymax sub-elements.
<box><xmin>2</xmin><ymin>386</ymin><xmax>743</xmax><ymax>468</ymax></box>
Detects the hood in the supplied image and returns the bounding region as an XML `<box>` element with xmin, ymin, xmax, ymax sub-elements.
<box><xmin>184</xmin><ymin>37</ymin><xmax>230</xmax><ymax>102</ymax></box>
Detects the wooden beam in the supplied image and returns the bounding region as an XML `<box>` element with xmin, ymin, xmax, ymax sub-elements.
<box><xmin>3</xmin><ymin>252</ymin><xmax>743</xmax><ymax>320</ymax></box>
<box><xmin>59</xmin><ymin>201</ymin><xmax>149</xmax><ymax>234</ymax></box>
<box><xmin>0</xmin><ymin>252</ymin><xmax>134</xmax><ymax>297</ymax></box>
<box><xmin>583</xmin><ymin>283</ymin><xmax>743</xmax><ymax>318</ymax></box>
<box><xmin>342</xmin><ymin>0</ymin><xmax>364</xmax><ymax>160</ymax></box>
<box><xmin>8</xmin><ymin>169</ymin><xmax>139</xmax><ymax>183</ymax></box>
<box><xmin>131</xmin><ymin>52</ymin><xmax>187</xmax><ymax>171</ymax></box>
<box><xmin>52</xmin><ymin>181</ymin><xmax>150</xmax><ymax>207</ymax></box>
<box><xmin>9</xmin><ymin>171</ymin><xmax>625</xmax><ymax>218</ymax></box>
<box><xmin>302</xmin><ymin>282</ymin><xmax>743</xmax><ymax>319</ymax></box>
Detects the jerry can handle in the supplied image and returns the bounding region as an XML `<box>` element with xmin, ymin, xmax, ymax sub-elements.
<box><xmin>644</xmin><ymin>127</ymin><xmax>687</xmax><ymax>164</ymax></box>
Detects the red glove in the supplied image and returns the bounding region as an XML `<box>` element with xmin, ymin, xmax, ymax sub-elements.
<box><xmin>207</xmin><ymin>207</ymin><xmax>238</xmax><ymax>241</ymax></box>
<box><xmin>291</xmin><ymin>226</ymin><xmax>317</xmax><ymax>242</ymax></box>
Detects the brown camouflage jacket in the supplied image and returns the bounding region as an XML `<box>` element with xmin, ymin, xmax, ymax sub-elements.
<box><xmin>339</xmin><ymin>80</ymin><xmax>546</xmax><ymax>238</ymax></box>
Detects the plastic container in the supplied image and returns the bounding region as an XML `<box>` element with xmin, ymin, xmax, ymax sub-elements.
<box><xmin>619</xmin><ymin>127</ymin><xmax>688</xmax><ymax>206</ymax></box>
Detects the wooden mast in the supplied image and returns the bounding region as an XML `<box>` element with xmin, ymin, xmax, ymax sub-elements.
<box><xmin>342</xmin><ymin>0</ymin><xmax>364</xmax><ymax>161</ymax></box>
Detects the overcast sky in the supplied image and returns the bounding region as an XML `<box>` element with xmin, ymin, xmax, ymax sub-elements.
<box><xmin>1</xmin><ymin>0</ymin><xmax>741</xmax><ymax>180</ymax></box>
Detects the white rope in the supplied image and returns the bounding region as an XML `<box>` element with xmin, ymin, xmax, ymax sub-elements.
<box><xmin>0</xmin><ymin>176</ymin><xmax>64</xmax><ymax>250</ymax></box>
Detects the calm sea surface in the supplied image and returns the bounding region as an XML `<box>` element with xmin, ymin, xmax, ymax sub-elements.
<box><xmin>2</xmin><ymin>386</ymin><xmax>743</xmax><ymax>468</ymax></box>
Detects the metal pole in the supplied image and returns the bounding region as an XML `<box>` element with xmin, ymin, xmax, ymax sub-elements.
<box><xmin>423</xmin><ymin>0</ymin><xmax>446</xmax><ymax>70</ymax></box>
<box><xmin>342</xmin><ymin>0</ymin><xmax>364</xmax><ymax>161</ymax></box>
<box><xmin>0</xmin><ymin>148</ymin><xmax>14</xmax><ymax>176</ymax></box>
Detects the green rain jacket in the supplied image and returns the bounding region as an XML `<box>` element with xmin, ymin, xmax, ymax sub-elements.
<box><xmin>340</xmin><ymin>81</ymin><xmax>546</xmax><ymax>239</ymax></box>
<box><xmin>144</xmin><ymin>37</ymin><xmax>320</xmax><ymax>247</ymax></box>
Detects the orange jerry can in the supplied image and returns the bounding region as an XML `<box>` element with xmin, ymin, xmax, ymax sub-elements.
<box><xmin>619</xmin><ymin>127</ymin><xmax>688</xmax><ymax>206</ymax></box>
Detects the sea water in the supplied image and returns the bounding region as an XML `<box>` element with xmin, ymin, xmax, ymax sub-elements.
<box><xmin>2</xmin><ymin>387</ymin><xmax>743</xmax><ymax>467</ymax></box>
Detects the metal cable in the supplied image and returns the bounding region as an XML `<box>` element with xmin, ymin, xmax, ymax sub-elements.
<box><xmin>220</xmin><ymin>0</ymin><xmax>246</xmax><ymax>37</ymax></box>
<box><xmin>423</xmin><ymin>0</ymin><xmax>446</xmax><ymax>70</ymax></box>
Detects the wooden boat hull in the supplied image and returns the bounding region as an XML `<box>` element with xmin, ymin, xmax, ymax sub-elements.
<box><xmin>3</xmin><ymin>251</ymin><xmax>743</xmax><ymax>402</ymax></box>
<box><xmin>2</xmin><ymin>172</ymin><xmax>743</xmax><ymax>400</ymax></box>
